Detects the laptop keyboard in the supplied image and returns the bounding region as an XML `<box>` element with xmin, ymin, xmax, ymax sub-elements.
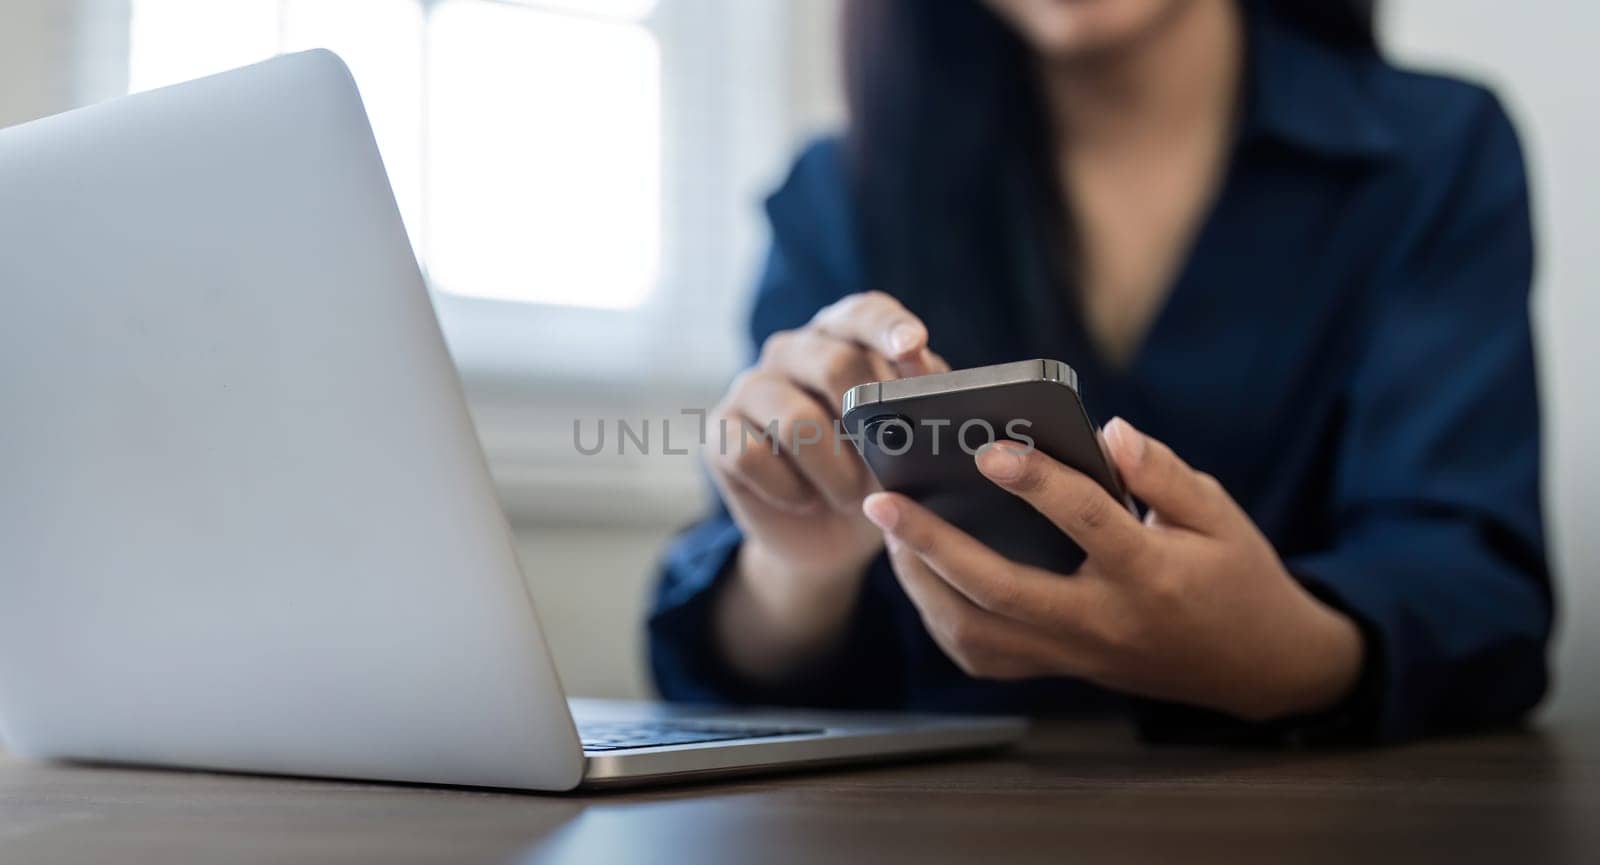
<box><xmin>578</xmin><ymin>720</ymin><xmax>825</xmax><ymax>752</ymax></box>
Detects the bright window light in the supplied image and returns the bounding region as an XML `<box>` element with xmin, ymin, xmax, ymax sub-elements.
<box><xmin>426</xmin><ymin>1</ymin><xmax>661</xmax><ymax>309</ymax></box>
<box><xmin>129</xmin><ymin>0</ymin><xmax>425</xmax><ymax>247</ymax></box>
<box><xmin>522</xmin><ymin>0</ymin><xmax>659</xmax><ymax>21</ymax></box>
<box><xmin>127</xmin><ymin>0</ymin><xmax>663</xmax><ymax>311</ymax></box>
<box><xmin>128</xmin><ymin>0</ymin><xmax>279</xmax><ymax>92</ymax></box>
<box><xmin>281</xmin><ymin>0</ymin><xmax>425</xmax><ymax>248</ymax></box>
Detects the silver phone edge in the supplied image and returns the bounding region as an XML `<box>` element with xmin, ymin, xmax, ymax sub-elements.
<box><xmin>840</xmin><ymin>357</ymin><xmax>1137</xmax><ymax>514</ymax></box>
<box><xmin>842</xmin><ymin>358</ymin><xmax>1079</xmax><ymax>416</ymax></box>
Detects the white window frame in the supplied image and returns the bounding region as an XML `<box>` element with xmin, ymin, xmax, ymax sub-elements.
<box><xmin>433</xmin><ymin>0</ymin><xmax>787</xmax><ymax>396</ymax></box>
<box><xmin>435</xmin><ymin>0</ymin><xmax>801</xmax><ymax>500</ymax></box>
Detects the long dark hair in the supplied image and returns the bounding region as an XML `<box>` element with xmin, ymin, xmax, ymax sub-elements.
<box><xmin>842</xmin><ymin>0</ymin><xmax>1378</xmax><ymax>361</ymax></box>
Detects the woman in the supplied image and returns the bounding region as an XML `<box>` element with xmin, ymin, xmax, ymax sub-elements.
<box><xmin>650</xmin><ymin>0</ymin><xmax>1551</xmax><ymax>743</ymax></box>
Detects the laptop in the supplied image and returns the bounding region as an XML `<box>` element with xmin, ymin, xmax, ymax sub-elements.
<box><xmin>0</xmin><ymin>51</ymin><xmax>1023</xmax><ymax>790</ymax></box>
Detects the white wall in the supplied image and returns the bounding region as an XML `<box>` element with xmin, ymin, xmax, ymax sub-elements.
<box><xmin>0</xmin><ymin>0</ymin><xmax>127</xmax><ymax>128</ymax></box>
<box><xmin>0</xmin><ymin>0</ymin><xmax>76</xmax><ymax>128</ymax></box>
<box><xmin>515</xmin><ymin>526</ymin><xmax>668</xmax><ymax>699</ymax></box>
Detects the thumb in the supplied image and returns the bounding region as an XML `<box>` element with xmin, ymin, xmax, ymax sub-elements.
<box><xmin>1102</xmin><ymin>418</ymin><xmax>1231</xmax><ymax>533</ymax></box>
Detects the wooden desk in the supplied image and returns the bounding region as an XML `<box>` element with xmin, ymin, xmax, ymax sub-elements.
<box><xmin>3</xmin><ymin>720</ymin><xmax>1596</xmax><ymax>865</ymax></box>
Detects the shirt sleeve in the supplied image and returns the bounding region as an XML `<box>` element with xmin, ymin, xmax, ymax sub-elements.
<box><xmin>1284</xmin><ymin>93</ymin><xmax>1552</xmax><ymax>742</ymax></box>
<box><xmin>646</xmin><ymin>139</ymin><xmax>907</xmax><ymax>707</ymax></box>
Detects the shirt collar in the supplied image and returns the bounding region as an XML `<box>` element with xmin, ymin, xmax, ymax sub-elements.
<box><xmin>1238</xmin><ymin>4</ymin><xmax>1399</xmax><ymax>162</ymax></box>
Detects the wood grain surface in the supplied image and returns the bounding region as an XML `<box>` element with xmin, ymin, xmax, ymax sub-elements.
<box><xmin>4</xmin><ymin>719</ymin><xmax>1597</xmax><ymax>865</ymax></box>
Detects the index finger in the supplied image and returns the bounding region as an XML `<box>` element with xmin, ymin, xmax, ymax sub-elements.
<box><xmin>863</xmin><ymin>492</ymin><xmax>1107</xmax><ymax>633</ymax></box>
<box><xmin>810</xmin><ymin>292</ymin><xmax>936</xmax><ymax>373</ymax></box>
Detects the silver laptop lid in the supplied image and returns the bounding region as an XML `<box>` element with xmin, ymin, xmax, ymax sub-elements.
<box><xmin>0</xmin><ymin>51</ymin><xmax>584</xmax><ymax>790</ymax></box>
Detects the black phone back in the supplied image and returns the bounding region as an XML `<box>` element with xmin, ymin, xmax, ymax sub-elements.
<box><xmin>842</xmin><ymin>360</ymin><xmax>1123</xmax><ymax>574</ymax></box>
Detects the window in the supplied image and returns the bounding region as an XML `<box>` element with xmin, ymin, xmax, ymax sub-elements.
<box><xmin>124</xmin><ymin>0</ymin><xmax>803</xmax><ymax>392</ymax></box>
<box><xmin>427</xmin><ymin>1</ymin><xmax>660</xmax><ymax>309</ymax></box>
<box><xmin>129</xmin><ymin>0</ymin><xmax>660</xmax><ymax>311</ymax></box>
<box><xmin>118</xmin><ymin>0</ymin><xmax>834</xmax><ymax>515</ymax></box>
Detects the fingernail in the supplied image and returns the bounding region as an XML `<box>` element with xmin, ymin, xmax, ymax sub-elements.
<box><xmin>976</xmin><ymin>442</ymin><xmax>1026</xmax><ymax>482</ymax></box>
<box><xmin>888</xmin><ymin>322</ymin><xmax>923</xmax><ymax>357</ymax></box>
<box><xmin>1105</xmin><ymin>417</ymin><xmax>1146</xmax><ymax>464</ymax></box>
<box><xmin>862</xmin><ymin>493</ymin><xmax>900</xmax><ymax>531</ymax></box>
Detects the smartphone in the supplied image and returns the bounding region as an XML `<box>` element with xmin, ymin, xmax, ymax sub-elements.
<box><xmin>842</xmin><ymin>359</ymin><xmax>1127</xmax><ymax>573</ymax></box>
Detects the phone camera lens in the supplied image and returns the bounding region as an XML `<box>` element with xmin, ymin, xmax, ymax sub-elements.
<box><xmin>865</xmin><ymin>415</ymin><xmax>914</xmax><ymax>454</ymax></box>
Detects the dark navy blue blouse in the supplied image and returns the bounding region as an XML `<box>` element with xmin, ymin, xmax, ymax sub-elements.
<box><xmin>648</xmin><ymin>9</ymin><xmax>1551</xmax><ymax>742</ymax></box>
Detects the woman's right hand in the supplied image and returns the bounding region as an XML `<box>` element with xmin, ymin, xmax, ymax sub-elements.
<box><xmin>708</xmin><ymin>292</ymin><xmax>946</xmax><ymax>680</ymax></box>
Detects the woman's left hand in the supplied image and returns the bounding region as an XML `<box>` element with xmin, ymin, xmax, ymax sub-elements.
<box><xmin>861</xmin><ymin>418</ymin><xmax>1365</xmax><ymax>722</ymax></box>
